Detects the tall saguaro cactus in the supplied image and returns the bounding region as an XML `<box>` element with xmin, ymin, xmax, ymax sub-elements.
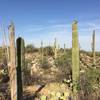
<box><xmin>72</xmin><ymin>20</ymin><xmax>79</xmax><ymax>100</ymax></box>
<box><xmin>92</xmin><ymin>30</ymin><xmax>96</xmax><ymax>65</ymax></box>
<box><xmin>16</xmin><ymin>37</ymin><xmax>25</xmax><ymax>100</ymax></box>
<box><xmin>8</xmin><ymin>22</ymin><xmax>17</xmax><ymax>100</ymax></box>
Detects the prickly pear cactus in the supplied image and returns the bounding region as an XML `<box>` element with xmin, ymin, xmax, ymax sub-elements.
<box><xmin>41</xmin><ymin>91</ymin><xmax>69</xmax><ymax>100</ymax></box>
<box><xmin>40</xmin><ymin>95</ymin><xmax>47</xmax><ymax>100</ymax></box>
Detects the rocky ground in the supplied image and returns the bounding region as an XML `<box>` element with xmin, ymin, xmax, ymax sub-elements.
<box><xmin>0</xmin><ymin>52</ymin><xmax>100</xmax><ymax>100</ymax></box>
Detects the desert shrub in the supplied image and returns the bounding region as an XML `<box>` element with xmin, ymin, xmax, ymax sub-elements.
<box><xmin>25</xmin><ymin>44</ymin><xmax>38</xmax><ymax>53</ymax></box>
<box><xmin>22</xmin><ymin>58</ymin><xmax>32</xmax><ymax>85</ymax></box>
<box><xmin>25</xmin><ymin>58</ymin><xmax>32</xmax><ymax>67</ymax></box>
<box><xmin>23</xmin><ymin>68</ymin><xmax>31</xmax><ymax>85</ymax></box>
<box><xmin>95</xmin><ymin>52</ymin><xmax>100</xmax><ymax>56</ymax></box>
<box><xmin>43</xmin><ymin>46</ymin><xmax>54</xmax><ymax>56</ymax></box>
<box><xmin>0</xmin><ymin>93</ymin><xmax>5</xmax><ymax>100</ymax></box>
<box><xmin>0</xmin><ymin>47</ymin><xmax>5</xmax><ymax>62</ymax></box>
<box><xmin>79</xmin><ymin>68</ymin><xmax>100</xmax><ymax>100</ymax></box>
<box><xmin>55</xmin><ymin>50</ymin><xmax>72</xmax><ymax>75</ymax></box>
<box><xmin>0</xmin><ymin>49</ymin><xmax>2</xmax><ymax>61</ymax></box>
<box><xmin>39</xmin><ymin>57</ymin><xmax>50</xmax><ymax>69</ymax></box>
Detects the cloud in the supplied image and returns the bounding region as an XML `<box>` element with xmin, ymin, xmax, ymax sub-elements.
<box><xmin>19</xmin><ymin>23</ymin><xmax>70</xmax><ymax>33</ymax></box>
<box><xmin>1</xmin><ymin>19</ymin><xmax>100</xmax><ymax>51</ymax></box>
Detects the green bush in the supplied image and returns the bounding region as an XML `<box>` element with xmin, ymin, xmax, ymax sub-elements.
<box><xmin>25</xmin><ymin>44</ymin><xmax>38</xmax><ymax>53</ymax></box>
<box><xmin>43</xmin><ymin>46</ymin><xmax>54</xmax><ymax>56</ymax></box>
<box><xmin>79</xmin><ymin>68</ymin><xmax>100</xmax><ymax>99</ymax></box>
<box><xmin>55</xmin><ymin>50</ymin><xmax>72</xmax><ymax>75</ymax></box>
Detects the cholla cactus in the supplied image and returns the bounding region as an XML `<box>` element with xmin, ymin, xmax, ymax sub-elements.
<box><xmin>92</xmin><ymin>30</ymin><xmax>96</xmax><ymax>65</ymax></box>
<box><xmin>72</xmin><ymin>20</ymin><xmax>79</xmax><ymax>100</ymax></box>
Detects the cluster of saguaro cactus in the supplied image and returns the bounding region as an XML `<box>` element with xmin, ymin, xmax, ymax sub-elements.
<box><xmin>92</xmin><ymin>30</ymin><xmax>96</xmax><ymax>65</ymax></box>
<box><xmin>3</xmin><ymin>20</ymin><xmax>98</xmax><ymax>100</ymax></box>
<box><xmin>72</xmin><ymin>20</ymin><xmax>79</xmax><ymax>100</ymax></box>
<box><xmin>8</xmin><ymin>22</ymin><xmax>24</xmax><ymax>100</ymax></box>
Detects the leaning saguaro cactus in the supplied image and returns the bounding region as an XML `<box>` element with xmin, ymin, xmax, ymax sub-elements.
<box><xmin>8</xmin><ymin>22</ymin><xmax>17</xmax><ymax>100</ymax></box>
<box><xmin>72</xmin><ymin>20</ymin><xmax>79</xmax><ymax>100</ymax></box>
<box><xmin>92</xmin><ymin>30</ymin><xmax>96</xmax><ymax>65</ymax></box>
<box><xmin>16</xmin><ymin>37</ymin><xmax>25</xmax><ymax>100</ymax></box>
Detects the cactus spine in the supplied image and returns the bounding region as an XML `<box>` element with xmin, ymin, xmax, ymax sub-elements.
<box><xmin>16</xmin><ymin>37</ymin><xmax>24</xmax><ymax>100</ymax></box>
<box><xmin>8</xmin><ymin>22</ymin><xmax>17</xmax><ymax>100</ymax></box>
<box><xmin>92</xmin><ymin>30</ymin><xmax>96</xmax><ymax>65</ymax></box>
<box><xmin>72</xmin><ymin>20</ymin><xmax>79</xmax><ymax>100</ymax></box>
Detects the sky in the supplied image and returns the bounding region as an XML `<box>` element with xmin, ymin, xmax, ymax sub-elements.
<box><xmin>0</xmin><ymin>0</ymin><xmax>100</xmax><ymax>51</ymax></box>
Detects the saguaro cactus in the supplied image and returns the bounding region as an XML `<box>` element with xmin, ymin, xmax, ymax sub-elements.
<box><xmin>64</xmin><ymin>43</ymin><xmax>66</xmax><ymax>54</ymax></box>
<box><xmin>8</xmin><ymin>22</ymin><xmax>17</xmax><ymax>100</ymax></box>
<box><xmin>57</xmin><ymin>44</ymin><xmax>60</xmax><ymax>57</ymax></box>
<box><xmin>53</xmin><ymin>38</ymin><xmax>58</xmax><ymax>59</ymax></box>
<box><xmin>16</xmin><ymin>37</ymin><xmax>25</xmax><ymax>100</ymax></box>
<box><xmin>72</xmin><ymin>20</ymin><xmax>79</xmax><ymax>100</ymax></box>
<box><xmin>41</xmin><ymin>41</ymin><xmax>44</xmax><ymax>65</ymax></box>
<box><xmin>92</xmin><ymin>30</ymin><xmax>96</xmax><ymax>65</ymax></box>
